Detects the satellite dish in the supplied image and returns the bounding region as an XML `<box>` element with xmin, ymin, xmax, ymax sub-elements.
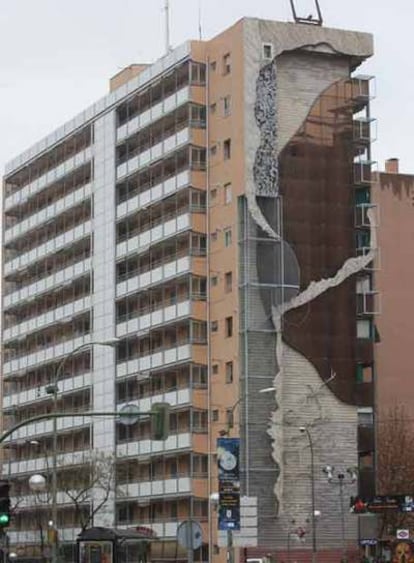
<box><xmin>177</xmin><ymin>520</ymin><xmax>203</xmax><ymax>550</ymax></box>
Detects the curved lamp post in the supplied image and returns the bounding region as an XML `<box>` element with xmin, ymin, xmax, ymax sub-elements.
<box><xmin>49</xmin><ymin>338</ymin><xmax>118</xmax><ymax>563</ymax></box>
<box><xmin>299</xmin><ymin>426</ymin><xmax>317</xmax><ymax>563</ymax></box>
<box><xmin>322</xmin><ymin>466</ymin><xmax>358</xmax><ymax>563</ymax></box>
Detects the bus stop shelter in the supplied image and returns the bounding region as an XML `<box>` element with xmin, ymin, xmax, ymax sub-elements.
<box><xmin>77</xmin><ymin>527</ymin><xmax>156</xmax><ymax>563</ymax></box>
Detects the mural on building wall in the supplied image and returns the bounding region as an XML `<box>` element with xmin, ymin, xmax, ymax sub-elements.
<box><xmin>244</xmin><ymin>27</ymin><xmax>376</xmax><ymax>538</ymax></box>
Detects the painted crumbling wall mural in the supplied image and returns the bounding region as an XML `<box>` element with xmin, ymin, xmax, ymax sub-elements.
<box><xmin>241</xmin><ymin>19</ymin><xmax>375</xmax><ymax>548</ymax></box>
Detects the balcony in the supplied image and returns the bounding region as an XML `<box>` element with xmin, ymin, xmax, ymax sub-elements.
<box><xmin>116</xmin><ymin>432</ymin><xmax>191</xmax><ymax>458</ymax></box>
<box><xmin>116</xmin><ymin>344</ymin><xmax>192</xmax><ymax>379</ymax></box>
<box><xmin>117</xmin><ymin>300</ymin><xmax>201</xmax><ymax>339</ymax></box>
<box><xmin>354</xmin><ymin>159</ymin><xmax>378</xmax><ymax>186</ymax></box>
<box><xmin>4</xmin><ymin>258</ymin><xmax>91</xmax><ymax>309</ymax></box>
<box><xmin>4</xmin><ymin>295</ymin><xmax>91</xmax><ymax>343</ymax></box>
<box><xmin>5</xmin><ymin>183</ymin><xmax>92</xmax><ymax>244</ymax></box>
<box><xmin>353</xmin><ymin>117</ymin><xmax>377</xmax><ymax>148</ymax></box>
<box><xmin>118</xmin><ymin>476</ymin><xmax>207</xmax><ymax>500</ymax></box>
<box><xmin>117</xmin><ymin>388</ymin><xmax>191</xmax><ymax>412</ymax></box>
<box><xmin>4</xmin><ymin>415</ymin><xmax>91</xmax><ymax>444</ymax></box>
<box><xmin>117</xmin><ymin>86</ymin><xmax>191</xmax><ymax>143</ymax></box>
<box><xmin>8</xmin><ymin>528</ymin><xmax>82</xmax><ymax>545</ymax></box>
<box><xmin>4</xmin><ymin>335</ymin><xmax>92</xmax><ymax>376</ymax></box>
<box><xmin>117</xmin><ymin>170</ymin><xmax>194</xmax><ymax>219</ymax></box>
<box><xmin>116</xmin><ymin>128</ymin><xmax>194</xmax><ymax>181</ymax></box>
<box><xmin>4</xmin><ymin>220</ymin><xmax>91</xmax><ymax>275</ymax></box>
<box><xmin>356</xmin><ymin>291</ymin><xmax>380</xmax><ymax>315</ymax></box>
<box><xmin>116</xmin><ymin>255</ymin><xmax>194</xmax><ymax>298</ymax></box>
<box><xmin>3</xmin><ymin>448</ymin><xmax>90</xmax><ymax>477</ymax></box>
<box><xmin>355</xmin><ymin>203</ymin><xmax>378</xmax><ymax>229</ymax></box>
<box><xmin>116</xmin><ymin>213</ymin><xmax>196</xmax><ymax>260</ymax></box>
<box><xmin>3</xmin><ymin>372</ymin><xmax>91</xmax><ymax>409</ymax></box>
<box><xmin>4</xmin><ymin>146</ymin><xmax>93</xmax><ymax>212</ymax></box>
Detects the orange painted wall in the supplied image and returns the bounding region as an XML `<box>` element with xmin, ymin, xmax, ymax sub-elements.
<box><xmin>373</xmin><ymin>170</ymin><xmax>414</xmax><ymax>410</ymax></box>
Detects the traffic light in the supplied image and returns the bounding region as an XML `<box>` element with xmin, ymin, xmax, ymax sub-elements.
<box><xmin>0</xmin><ymin>480</ymin><xmax>11</xmax><ymax>528</ymax></box>
<box><xmin>151</xmin><ymin>402</ymin><xmax>170</xmax><ymax>441</ymax></box>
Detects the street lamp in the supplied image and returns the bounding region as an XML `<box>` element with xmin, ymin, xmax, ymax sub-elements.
<box><xmin>29</xmin><ymin>473</ymin><xmax>48</xmax><ymax>563</ymax></box>
<box><xmin>48</xmin><ymin>338</ymin><xmax>119</xmax><ymax>563</ymax></box>
<box><xmin>299</xmin><ymin>426</ymin><xmax>317</xmax><ymax>563</ymax></box>
<box><xmin>322</xmin><ymin>466</ymin><xmax>358</xmax><ymax>563</ymax></box>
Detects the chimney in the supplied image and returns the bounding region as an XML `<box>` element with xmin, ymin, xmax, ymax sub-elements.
<box><xmin>385</xmin><ymin>158</ymin><xmax>399</xmax><ymax>174</ymax></box>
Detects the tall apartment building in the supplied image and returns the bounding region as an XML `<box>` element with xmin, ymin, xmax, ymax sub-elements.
<box><xmin>2</xmin><ymin>16</ymin><xmax>377</xmax><ymax>563</ymax></box>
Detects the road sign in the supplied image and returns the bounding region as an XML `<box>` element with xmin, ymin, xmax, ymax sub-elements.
<box><xmin>177</xmin><ymin>520</ymin><xmax>203</xmax><ymax>550</ymax></box>
<box><xmin>397</xmin><ymin>530</ymin><xmax>410</xmax><ymax>540</ymax></box>
<box><xmin>218</xmin><ymin>496</ymin><xmax>258</xmax><ymax>548</ymax></box>
<box><xmin>118</xmin><ymin>404</ymin><xmax>140</xmax><ymax>425</ymax></box>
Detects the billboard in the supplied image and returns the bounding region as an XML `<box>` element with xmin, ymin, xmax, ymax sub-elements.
<box><xmin>217</xmin><ymin>438</ymin><xmax>240</xmax><ymax>531</ymax></box>
<box><xmin>350</xmin><ymin>495</ymin><xmax>414</xmax><ymax>514</ymax></box>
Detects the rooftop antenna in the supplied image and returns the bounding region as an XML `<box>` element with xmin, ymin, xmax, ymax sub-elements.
<box><xmin>164</xmin><ymin>0</ymin><xmax>172</xmax><ymax>53</ymax></box>
<box><xmin>198</xmin><ymin>0</ymin><xmax>203</xmax><ymax>40</ymax></box>
<box><xmin>289</xmin><ymin>0</ymin><xmax>323</xmax><ymax>26</ymax></box>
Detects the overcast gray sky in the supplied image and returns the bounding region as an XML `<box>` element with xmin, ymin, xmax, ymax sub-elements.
<box><xmin>0</xmin><ymin>0</ymin><xmax>412</xmax><ymax>174</ymax></box>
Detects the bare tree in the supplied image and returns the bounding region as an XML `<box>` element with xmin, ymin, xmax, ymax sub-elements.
<box><xmin>58</xmin><ymin>450</ymin><xmax>117</xmax><ymax>532</ymax></box>
<box><xmin>376</xmin><ymin>405</ymin><xmax>414</xmax><ymax>538</ymax></box>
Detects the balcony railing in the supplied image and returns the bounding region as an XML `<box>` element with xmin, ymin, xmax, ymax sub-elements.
<box><xmin>117</xmin><ymin>128</ymin><xmax>192</xmax><ymax>181</ymax></box>
<box><xmin>4</xmin><ymin>220</ymin><xmax>91</xmax><ymax>275</ymax></box>
<box><xmin>5</xmin><ymin>183</ymin><xmax>92</xmax><ymax>244</ymax></box>
<box><xmin>4</xmin><ymin>147</ymin><xmax>93</xmax><ymax>212</ymax></box>
<box><xmin>116</xmin><ymin>343</ymin><xmax>192</xmax><ymax>379</ymax></box>
<box><xmin>4</xmin><ymin>258</ymin><xmax>91</xmax><ymax>309</ymax></box>
<box><xmin>4</xmin><ymin>296</ymin><xmax>91</xmax><ymax>342</ymax></box>
<box><xmin>117</xmin><ymin>86</ymin><xmax>191</xmax><ymax>143</ymax></box>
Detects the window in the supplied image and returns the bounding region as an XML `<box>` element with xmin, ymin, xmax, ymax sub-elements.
<box><xmin>193</xmin><ymin>410</ymin><xmax>208</xmax><ymax>431</ymax></box>
<box><xmin>210</xmin><ymin>61</ymin><xmax>217</xmax><ymax>72</ymax></box>
<box><xmin>210</xmin><ymin>188</ymin><xmax>217</xmax><ymax>201</ymax></box>
<box><xmin>356</xmin><ymin>276</ymin><xmax>372</xmax><ymax>294</ymax></box>
<box><xmin>212</xmin><ymin>410</ymin><xmax>219</xmax><ymax>422</ymax></box>
<box><xmin>210</xmin><ymin>144</ymin><xmax>217</xmax><ymax>156</ymax></box>
<box><xmin>223</xmin><ymin>95</ymin><xmax>231</xmax><ymax>116</ymax></box>
<box><xmin>226</xmin><ymin>409</ymin><xmax>234</xmax><ymax>427</ymax></box>
<box><xmin>224</xmin><ymin>182</ymin><xmax>232</xmax><ymax>204</ymax></box>
<box><xmin>357</xmin><ymin>319</ymin><xmax>372</xmax><ymax>339</ymax></box>
<box><xmin>193</xmin><ymin>365</ymin><xmax>207</xmax><ymax>386</ymax></box>
<box><xmin>225</xmin><ymin>317</ymin><xmax>233</xmax><ymax>337</ymax></box>
<box><xmin>211</xmin><ymin>231</ymin><xmax>218</xmax><ymax>242</ymax></box>
<box><xmin>211</xmin><ymin>276</ymin><xmax>218</xmax><ymax>287</ymax></box>
<box><xmin>212</xmin><ymin>364</ymin><xmax>219</xmax><ymax>375</ymax></box>
<box><xmin>211</xmin><ymin>321</ymin><xmax>218</xmax><ymax>332</ymax></box>
<box><xmin>358</xmin><ymin>408</ymin><xmax>373</xmax><ymax>426</ymax></box>
<box><xmin>210</xmin><ymin>102</ymin><xmax>217</xmax><ymax>113</ymax></box>
<box><xmin>356</xmin><ymin>229</ymin><xmax>370</xmax><ymax>249</ymax></box>
<box><xmin>263</xmin><ymin>43</ymin><xmax>273</xmax><ymax>60</ymax></box>
<box><xmin>223</xmin><ymin>138</ymin><xmax>231</xmax><ymax>160</ymax></box>
<box><xmin>193</xmin><ymin>454</ymin><xmax>208</xmax><ymax>476</ymax></box>
<box><xmin>223</xmin><ymin>53</ymin><xmax>231</xmax><ymax>75</ymax></box>
<box><xmin>225</xmin><ymin>361</ymin><xmax>233</xmax><ymax>384</ymax></box>
<box><xmin>224</xmin><ymin>228</ymin><xmax>232</xmax><ymax>247</ymax></box>
<box><xmin>194</xmin><ymin>500</ymin><xmax>208</xmax><ymax>517</ymax></box>
<box><xmin>191</xmin><ymin>147</ymin><xmax>206</xmax><ymax>170</ymax></box>
<box><xmin>190</xmin><ymin>62</ymin><xmax>206</xmax><ymax>84</ymax></box>
<box><xmin>359</xmin><ymin>452</ymin><xmax>374</xmax><ymax>469</ymax></box>
<box><xmin>225</xmin><ymin>271</ymin><xmax>233</xmax><ymax>293</ymax></box>
<box><xmin>170</xmin><ymin>459</ymin><xmax>178</xmax><ymax>478</ymax></box>
<box><xmin>356</xmin><ymin>363</ymin><xmax>373</xmax><ymax>383</ymax></box>
<box><xmin>170</xmin><ymin>502</ymin><xmax>178</xmax><ymax>519</ymax></box>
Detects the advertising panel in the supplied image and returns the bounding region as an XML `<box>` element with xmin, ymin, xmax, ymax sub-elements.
<box><xmin>217</xmin><ymin>438</ymin><xmax>240</xmax><ymax>531</ymax></box>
